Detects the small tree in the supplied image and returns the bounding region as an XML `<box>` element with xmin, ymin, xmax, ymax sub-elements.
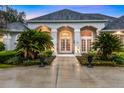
<box><xmin>4</xmin><ymin>6</ymin><xmax>26</xmax><ymax>23</ymax></box>
<box><xmin>16</xmin><ymin>29</ymin><xmax>53</xmax><ymax>59</ymax></box>
<box><xmin>93</xmin><ymin>32</ymin><xmax>122</xmax><ymax>60</ymax></box>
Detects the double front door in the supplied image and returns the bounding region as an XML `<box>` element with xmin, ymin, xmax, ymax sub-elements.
<box><xmin>60</xmin><ymin>38</ymin><xmax>72</xmax><ymax>53</ymax></box>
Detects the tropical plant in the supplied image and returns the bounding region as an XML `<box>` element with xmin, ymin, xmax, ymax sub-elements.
<box><xmin>93</xmin><ymin>32</ymin><xmax>122</xmax><ymax>60</ymax></box>
<box><xmin>0</xmin><ymin>41</ymin><xmax>5</xmax><ymax>51</ymax></box>
<box><xmin>16</xmin><ymin>29</ymin><xmax>53</xmax><ymax>59</ymax></box>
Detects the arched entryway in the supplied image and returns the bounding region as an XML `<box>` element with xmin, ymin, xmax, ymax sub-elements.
<box><xmin>80</xmin><ymin>26</ymin><xmax>97</xmax><ymax>53</ymax></box>
<box><xmin>57</xmin><ymin>26</ymin><xmax>74</xmax><ymax>54</ymax></box>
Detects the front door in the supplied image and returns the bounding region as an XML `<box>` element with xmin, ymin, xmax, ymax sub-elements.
<box><xmin>59</xmin><ymin>31</ymin><xmax>72</xmax><ymax>53</ymax></box>
<box><xmin>60</xmin><ymin>38</ymin><xmax>72</xmax><ymax>53</ymax></box>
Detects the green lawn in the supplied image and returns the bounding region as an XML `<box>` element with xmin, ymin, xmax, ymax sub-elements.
<box><xmin>0</xmin><ymin>64</ymin><xmax>15</xmax><ymax>68</ymax></box>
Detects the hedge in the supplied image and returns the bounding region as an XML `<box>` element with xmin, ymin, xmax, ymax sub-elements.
<box><xmin>23</xmin><ymin>56</ymin><xmax>56</xmax><ymax>66</ymax></box>
<box><xmin>0</xmin><ymin>50</ymin><xmax>16</xmax><ymax>63</ymax></box>
<box><xmin>76</xmin><ymin>56</ymin><xmax>117</xmax><ymax>66</ymax></box>
<box><xmin>0</xmin><ymin>64</ymin><xmax>15</xmax><ymax>68</ymax></box>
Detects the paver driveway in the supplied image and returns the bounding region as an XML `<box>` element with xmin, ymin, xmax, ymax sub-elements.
<box><xmin>0</xmin><ymin>56</ymin><xmax>124</xmax><ymax>88</ymax></box>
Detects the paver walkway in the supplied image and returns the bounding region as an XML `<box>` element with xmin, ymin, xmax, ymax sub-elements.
<box><xmin>51</xmin><ymin>57</ymin><xmax>82</xmax><ymax>87</ymax></box>
<box><xmin>1</xmin><ymin>56</ymin><xmax>124</xmax><ymax>87</ymax></box>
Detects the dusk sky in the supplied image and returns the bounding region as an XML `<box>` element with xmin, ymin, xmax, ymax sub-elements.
<box><xmin>11</xmin><ymin>5</ymin><xmax>124</xmax><ymax>19</ymax></box>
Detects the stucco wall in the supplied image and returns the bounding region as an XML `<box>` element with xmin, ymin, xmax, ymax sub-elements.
<box><xmin>27</xmin><ymin>22</ymin><xmax>106</xmax><ymax>55</ymax></box>
<box><xmin>4</xmin><ymin>21</ymin><xmax>107</xmax><ymax>55</ymax></box>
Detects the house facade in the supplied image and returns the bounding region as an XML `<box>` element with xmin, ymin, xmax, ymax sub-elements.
<box><xmin>2</xmin><ymin>9</ymin><xmax>124</xmax><ymax>56</ymax></box>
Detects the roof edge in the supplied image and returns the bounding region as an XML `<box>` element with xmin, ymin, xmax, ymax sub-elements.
<box><xmin>101</xmin><ymin>29</ymin><xmax>124</xmax><ymax>31</ymax></box>
<box><xmin>27</xmin><ymin>20</ymin><xmax>108</xmax><ymax>23</ymax></box>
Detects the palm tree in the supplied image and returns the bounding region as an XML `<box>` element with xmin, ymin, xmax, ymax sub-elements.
<box><xmin>93</xmin><ymin>32</ymin><xmax>123</xmax><ymax>60</ymax></box>
<box><xmin>16</xmin><ymin>29</ymin><xmax>53</xmax><ymax>59</ymax></box>
<box><xmin>34</xmin><ymin>31</ymin><xmax>53</xmax><ymax>51</ymax></box>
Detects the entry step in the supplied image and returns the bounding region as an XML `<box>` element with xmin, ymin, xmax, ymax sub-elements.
<box><xmin>56</xmin><ymin>54</ymin><xmax>75</xmax><ymax>57</ymax></box>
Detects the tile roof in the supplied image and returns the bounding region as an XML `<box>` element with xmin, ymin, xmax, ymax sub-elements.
<box><xmin>29</xmin><ymin>9</ymin><xmax>116</xmax><ymax>21</ymax></box>
<box><xmin>7</xmin><ymin>22</ymin><xmax>28</xmax><ymax>32</ymax></box>
<box><xmin>102</xmin><ymin>18</ymin><xmax>124</xmax><ymax>30</ymax></box>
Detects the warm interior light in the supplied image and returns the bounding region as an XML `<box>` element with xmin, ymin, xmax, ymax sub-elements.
<box><xmin>113</xmin><ymin>31</ymin><xmax>124</xmax><ymax>35</ymax></box>
<box><xmin>116</xmin><ymin>31</ymin><xmax>121</xmax><ymax>35</ymax></box>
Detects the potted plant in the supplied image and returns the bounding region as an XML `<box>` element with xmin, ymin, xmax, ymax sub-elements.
<box><xmin>87</xmin><ymin>51</ymin><xmax>94</xmax><ymax>68</ymax></box>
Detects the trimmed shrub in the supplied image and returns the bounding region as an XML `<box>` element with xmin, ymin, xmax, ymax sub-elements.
<box><xmin>23</xmin><ymin>59</ymin><xmax>40</xmax><ymax>66</ymax></box>
<box><xmin>43</xmin><ymin>50</ymin><xmax>53</xmax><ymax>57</ymax></box>
<box><xmin>0</xmin><ymin>64</ymin><xmax>15</xmax><ymax>68</ymax></box>
<box><xmin>23</xmin><ymin>56</ymin><xmax>55</xmax><ymax>66</ymax></box>
<box><xmin>77</xmin><ymin>52</ymin><xmax>117</xmax><ymax>66</ymax></box>
<box><xmin>0</xmin><ymin>42</ymin><xmax>5</xmax><ymax>51</ymax></box>
<box><xmin>76</xmin><ymin>56</ymin><xmax>116</xmax><ymax>66</ymax></box>
<box><xmin>0</xmin><ymin>50</ymin><xmax>16</xmax><ymax>63</ymax></box>
<box><xmin>88</xmin><ymin>50</ymin><xmax>97</xmax><ymax>56</ymax></box>
<box><xmin>5</xmin><ymin>56</ymin><xmax>22</xmax><ymax>65</ymax></box>
<box><xmin>112</xmin><ymin>52</ymin><xmax>124</xmax><ymax>65</ymax></box>
<box><xmin>119</xmin><ymin>48</ymin><xmax>124</xmax><ymax>52</ymax></box>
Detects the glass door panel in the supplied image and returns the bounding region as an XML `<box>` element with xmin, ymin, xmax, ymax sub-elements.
<box><xmin>82</xmin><ymin>38</ymin><xmax>92</xmax><ymax>53</ymax></box>
<box><xmin>82</xmin><ymin>39</ymin><xmax>86</xmax><ymax>52</ymax></box>
<box><xmin>60</xmin><ymin>39</ymin><xmax>71</xmax><ymax>53</ymax></box>
<box><xmin>61</xmin><ymin>39</ymin><xmax>65</xmax><ymax>51</ymax></box>
<box><xmin>66</xmin><ymin>39</ymin><xmax>71</xmax><ymax>51</ymax></box>
<box><xmin>87</xmin><ymin>39</ymin><xmax>91</xmax><ymax>51</ymax></box>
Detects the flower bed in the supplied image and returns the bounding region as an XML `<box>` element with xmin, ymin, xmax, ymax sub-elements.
<box><xmin>76</xmin><ymin>56</ymin><xmax>117</xmax><ymax>66</ymax></box>
<box><xmin>23</xmin><ymin>56</ymin><xmax>56</xmax><ymax>66</ymax></box>
<box><xmin>0</xmin><ymin>50</ymin><xmax>56</xmax><ymax>67</ymax></box>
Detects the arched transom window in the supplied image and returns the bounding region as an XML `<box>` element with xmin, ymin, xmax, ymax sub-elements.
<box><xmin>35</xmin><ymin>25</ymin><xmax>51</xmax><ymax>34</ymax></box>
<box><xmin>81</xmin><ymin>30</ymin><xmax>92</xmax><ymax>36</ymax></box>
<box><xmin>60</xmin><ymin>31</ymin><xmax>72</xmax><ymax>39</ymax></box>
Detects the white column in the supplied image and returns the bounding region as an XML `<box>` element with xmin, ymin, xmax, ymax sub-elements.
<box><xmin>3</xmin><ymin>33</ymin><xmax>11</xmax><ymax>50</ymax></box>
<box><xmin>74</xmin><ymin>30</ymin><xmax>81</xmax><ymax>56</ymax></box>
<box><xmin>51</xmin><ymin>29</ymin><xmax>57</xmax><ymax>55</ymax></box>
<box><xmin>96</xmin><ymin>29</ymin><xmax>100</xmax><ymax>36</ymax></box>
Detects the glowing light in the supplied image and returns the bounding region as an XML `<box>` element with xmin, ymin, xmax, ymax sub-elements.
<box><xmin>113</xmin><ymin>31</ymin><xmax>124</xmax><ymax>35</ymax></box>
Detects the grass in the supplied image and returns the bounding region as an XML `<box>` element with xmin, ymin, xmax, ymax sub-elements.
<box><xmin>0</xmin><ymin>64</ymin><xmax>15</xmax><ymax>68</ymax></box>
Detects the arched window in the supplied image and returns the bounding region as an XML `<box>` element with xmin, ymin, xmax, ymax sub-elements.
<box><xmin>80</xmin><ymin>26</ymin><xmax>97</xmax><ymax>53</ymax></box>
<box><xmin>57</xmin><ymin>26</ymin><xmax>74</xmax><ymax>53</ymax></box>
<box><xmin>35</xmin><ymin>25</ymin><xmax>51</xmax><ymax>34</ymax></box>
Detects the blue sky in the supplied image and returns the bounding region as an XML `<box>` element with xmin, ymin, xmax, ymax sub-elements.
<box><xmin>11</xmin><ymin>5</ymin><xmax>124</xmax><ymax>19</ymax></box>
